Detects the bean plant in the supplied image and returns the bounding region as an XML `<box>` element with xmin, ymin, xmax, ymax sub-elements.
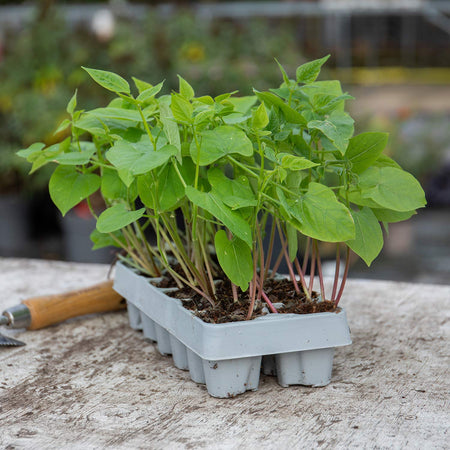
<box><xmin>18</xmin><ymin>56</ymin><xmax>426</xmax><ymax>318</ymax></box>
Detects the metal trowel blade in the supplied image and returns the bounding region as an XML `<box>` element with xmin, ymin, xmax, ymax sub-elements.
<box><xmin>0</xmin><ymin>333</ymin><xmax>25</xmax><ymax>347</ymax></box>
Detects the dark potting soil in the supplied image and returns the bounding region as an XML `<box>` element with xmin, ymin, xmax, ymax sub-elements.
<box><xmin>167</xmin><ymin>278</ymin><xmax>337</xmax><ymax>324</ymax></box>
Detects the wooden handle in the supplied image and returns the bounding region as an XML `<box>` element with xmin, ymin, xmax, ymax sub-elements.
<box><xmin>22</xmin><ymin>280</ymin><xmax>126</xmax><ymax>330</ymax></box>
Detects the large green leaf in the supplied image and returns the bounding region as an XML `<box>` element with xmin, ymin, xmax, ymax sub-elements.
<box><xmin>185</xmin><ymin>186</ymin><xmax>252</xmax><ymax>247</ymax></box>
<box><xmin>308</xmin><ymin>110</ymin><xmax>354</xmax><ymax>154</ymax></box>
<box><xmin>296</xmin><ymin>55</ymin><xmax>330</xmax><ymax>84</ymax></box>
<box><xmin>346</xmin><ymin>207</ymin><xmax>383</xmax><ymax>266</ymax></box>
<box><xmin>190</xmin><ymin>125</ymin><xmax>253</xmax><ymax>166</ymax></box>
<box><xmin>359</xmin><ymin>167</ymin><xmax>426</xmax><ymax>212</ymax></box>
<box><xmin>294</xmin><ymin>182</ymin><xmax>355</xmax><ymax>242</ymax></box>
<box><xmin>101</xmin><ymin>167</ymin><xmax>137</xmax><ymax>202</ymax></box>
<box><xmin>83</xmin><ymin>67</ymin><xmax>130</xmax><ymax>94</ymax></box>
<box><xmin>49</xmin><ymin>166</ymin><xmax>100</xmax><ymax>216</ymax></box>
<box><xmin>214</xmin><ymin>230</ymin><xmax>253</xmax><ymax>291</ymax></box>
<box><xmin>207</xmin><ymin>168</ymin><xmax>257</xmax><ymax>210</ymax></box>
<box><xmin>106</xmin><ymin>137</ymin><xmax>177</xmax><ymax>183</ymax></box>
<box><xmin>138</xmin><ymin>163</ymin><xmax>186</xmax><ymax>212</ymax></box>
<box><xmin>96</xmin><ymin>204</ymin><xmax>145</xmax><ymax>233</ymax></box>
<box><xmin>346</xmin><ymin>132</ymin><xmax>389</xmax><ymax>174</ymax></box>
<box><xmin>372</xmin><ymin>208</ymin><xmax>416</xmax><ymax>223</ymax></box>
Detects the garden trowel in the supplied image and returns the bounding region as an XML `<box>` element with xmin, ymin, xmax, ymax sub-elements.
<box><xmin>0</xmin><ymin>280</ymin><xmax>126</xmax><ymax>347</ymax></box>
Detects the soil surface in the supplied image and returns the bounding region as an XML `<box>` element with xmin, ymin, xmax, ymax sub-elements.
<box><xmin>167</xmin><ymin>277</ymin><xmax>336</xmax><ymax>324</ymax></box>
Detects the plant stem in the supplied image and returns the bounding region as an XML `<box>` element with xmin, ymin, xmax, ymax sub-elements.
<box><xmin>302</xmin><ymin>236</ymin><xmax>311</xmax><ymax>275</ymax></box>
<box><xmin>335</xmin><ymin>246</ymin><xmax>350</xmax><ymax>307</ymax></box>
<box><xmin>314</xmin><ymin>240</ymin><xmax>326</xmax><ymax>301</ymax></box>
<box><xmin>293</xmin><ymin>258</ymin><xmax>312</xmax><ymax>300</ymax></box>
<box><xmin>276</xmin><ymin>222</ymin><xmax>300</xmax><ymax>294</ymax></box>
<box><xmin>263</xmin><ymin>217</ymin><xmax>277</xmax><ymax>280</ymax></box>
<box><xmin>308</xmin><ymin>240</ymin><xmax>316</xmax><ymax>295</ymax></box>
<box><xmin>270</xmin><ymin>237</ymin><xmax>288</xmax><ymax>277</ymax></box>
<box><xmin>331</xmin><ymin>243</ymin><xmax>340</xmax><ymax>302</ymax></box>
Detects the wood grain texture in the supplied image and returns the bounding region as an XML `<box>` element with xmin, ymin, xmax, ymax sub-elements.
<box><xmin>0</xmin><ymin>258</ymin><xmax>448</xmax><ymax>449</ymax></box>
<box><xmin>22</xmin><ymin>280</ymin><xmax>125</xmax><ymax>330</ymax></box>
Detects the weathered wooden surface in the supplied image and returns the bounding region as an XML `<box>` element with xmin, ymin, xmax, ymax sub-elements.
<box><xmin>0</xmin><ymin>258</ymin><xmax>448</xmax><ymax>449</ymax></box>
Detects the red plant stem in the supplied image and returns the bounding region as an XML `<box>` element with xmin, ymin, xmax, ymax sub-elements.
<box><xmin>276</xmin><ymin>222</ymin><xmax>300</xmax><ymax>294</ymax></box>
<box><xmin>314</xmin><ymin>240</ymin><xmax>326</xmax><ymax>301</ymax></box>
<box><xmin>270</xmin><ymin>238</ymin><xmax>288</xmax><ymax>276</ymax></box>
<box><xmin>263</xmin><ymin>218</ymin><xmax>276</xmax><ymax>280</ymax></box>
<box><xmin>331</xmin><ymin>243</ymin><xmax>340</xmax><ymax>302</ymax></box>
<box><xmin>308</xmin><ymin>240</ymin><xmax>316</xmax><ymax>295</ymax></box>
<box><xmin>294</xmin><ymin>257</ymin><xmax>312</xmax><ymax>301</ymax></box>
<box><xmin>260</xmin><ymin>289</ymin><xmax>278</xmax><ymax>313</ymax></box>
<box><xmin>335</xmin><ymin>246</ymin><xmax>350</xmax><ymax>307</ymax></box>
<box><xmin>302</xmin><ymin>236</ymin><xmax>311</xmax><ymax>274</ymax></box>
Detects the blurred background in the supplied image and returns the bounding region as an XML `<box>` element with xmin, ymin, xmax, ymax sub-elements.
<box><xmin>0</xmin><ymin>0</ymin><xmax>449</xmax><ymax>284</ymax></box>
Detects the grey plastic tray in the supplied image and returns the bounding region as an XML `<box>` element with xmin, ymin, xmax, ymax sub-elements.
<box><xmin>114</xmin><ymin>262</ymin><xmax>352</xmax><ymax>398</ymax></box>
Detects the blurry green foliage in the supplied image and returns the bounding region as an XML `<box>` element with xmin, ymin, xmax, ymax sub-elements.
<box><xmin>0</xmin><ymin>6</ymin><xmax>303</xmax><ymax>192</ymax></box>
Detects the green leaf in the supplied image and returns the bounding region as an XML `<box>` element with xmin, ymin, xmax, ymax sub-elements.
<box><xmin>296</xmin><ymin>55</ymin><xmax>330</xmax><ymax>84</ymax></box>
<box><xmin>294</xmin><ymin>182</ymin><xmax>355</xmax><ymax>242</ymax></box>
<box><xmin>287</xmin><ymin>224</ymin><xmax>298</xmax><ymax>262</ymax></box>
<box><xmin>138</xmin><ymin>163</ymin><xmax>185</xmax><ymax>212</ymax></box>
<box><xmin>194</xmin><ymin>109</ymin><xmax>215</xmax><ymax>126</ymax></box>
<box><xmin>178</xmin><ymin>75</ymin><xmax>195</xmax><ymax>100</ymax></box>
<box><xmin>275</xmin><ymin>58</ymin><xmax>291</xmax><ymax>86</ymax></box>
<box><xmin>308</xmin><ymin>110</ymin><xmax>354</xmax><ymax>154</ymax></box>
<box><xmin>359</xmin><ymin>167</ymin><xmax>426</xmax><ymax>212</ymax></box>
<box><xmin>227</xmin><ymin>96</ymin><xmax>257</xmax><ymax>114</ymax></box>
<box><xmin>279</xmin><ymin>154</ymin><xmax>318</xmax><ymax>171</ymax></box>
<box><xmin>16</xmin><ymin>142</ymin><xmax>46</xmax><ymax>159</ymax></box>
<box><xmin>190</xmin><ymin>125</ymin><xmax>253</xmax><ymax>166</ymax></box>
<box><xmin>82</xmin><ymin>67</ymin><xmax>130</xmax><ymax>94</ymax></box>
<box><xmin>373</xmin><ymin>154</ymin><xmax>402</xmax><ymax>169</ymax></box>
<box><xmin>136</xmin><ymin>81</ymin><xmax>164</xmax><ymax>102</ymax></box>
<box><xmin>314</xmin><ymin>93</ymin><xmax>354</xmax><ymax>115</ymax></box>
<box><xmin>54</xmin><ymin>118</ymin><xmax>71</xmax><ymax>135</ymax></box>
<box><xmin>49</xmin><ymin>166</ymin><xmax>100</xmax><ymax>216</ymax></box>
<box><xmin>185</xmin><ymin>186</ymin><xmax>252</xmax><ymax>248</ymax></box>
<box><xmin>132</xmin><ymin>77</ymin><xmax>153</xmax><ymax>94</ymax></box>
<box><xmin>66</xmin><ymin>90</ymin><xmax>77</xmax><ymax>115</ymax></box>
<box><xmin>254</xmin><ymin>90</ymin><xmax>307</xmax><ymax>125</ymax></box>
<box><xmin>87</xmin><ymin>107</ymin><xmax>142</xmax><ymax>123</ymax></box>
<box><xmin>107</xmin><ymin>137</ymin><xmax>177</xmax><ymax>179</ymax></box>
<box><xmin>372</xmin><ymin>208</ymin><xmax>416</xmax><ymax>223</ymax></box>
<box><xmin>214</xmin><ymin>230</ymin><xmax>253</xmax><ymax>291</ymax></box>
<box><xmin>90</xmin><ymin>229</ymin><xmax>126</xmax><ymax>250</ymax></box>
<box><xmin>252</xmin><ymin>102</ymin><xmax>269</xmax><ymax>130</ymax></box>
<box><xmin>159</xmin><ymin>102</ymin><xmax>181</xmax><ymax>154</ymax></box>
<box><xmin>101</xmin><ymin>167</ymin><xmax>137</xmax><ymax>202</ymax></box>
<box><xmin>171</xmin><ymin>93</ymin><xmax>193</xmax><ymax>123</ymax></box>
<box><xmin>26</xmin><ymin>142</ymin><xmax>65</xmax><ymax>174</ymax></box>
<box><xmin>346</xmin><ymin>207</ymin><xmax>383</xmax><ymax>266</ymax></box>
<box><xmin>346</xmin><ymin>132</ymin><xmax>389</xmax><ymax>174</ymax></box>
<box><xmin>97</xmin><ymin>204</ymin><xmax>145</xmax><ymax>233</ymax></box>
<box><xmin>207</xmin><ymin>168</ymin><xmax>257</xmax><ymax>210</ymax></box>
<box><xmin>53</xmin><ymin>146</ymin><xmax>96</xmax><ymax>165</ymax></box>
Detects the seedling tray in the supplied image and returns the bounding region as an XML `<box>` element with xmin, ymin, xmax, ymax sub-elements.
<box><xmin>114</xmin><ymin>262</ymin><xmax>352</xmax><ymax>398</ymax></box>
